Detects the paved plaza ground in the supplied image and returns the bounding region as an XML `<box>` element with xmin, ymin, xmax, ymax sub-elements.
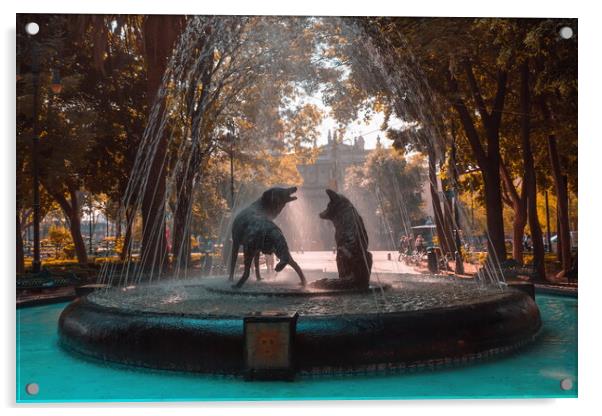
<box><xmin>289</xmin><ymin>250</ymin><xmax>416</xmax><ymax>274</ymax></box>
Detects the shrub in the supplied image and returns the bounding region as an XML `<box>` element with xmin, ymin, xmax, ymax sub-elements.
<box><xmin>47</xmin><ymin>225</ymin><xmax>73</xmax><ymax>259</ymax></box>
<box><xmin>63</xmin><ymin>243</ymin><xmax>76</xmax><ymax>258</ymax></box>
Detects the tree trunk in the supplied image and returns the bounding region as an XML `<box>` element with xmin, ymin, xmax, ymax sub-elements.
<box><xmin>139</xmin><ymin>142</ymin><xmax>168</xmax><ymax>273</ymax></box>
<box><xmin>482</xmin><ymin>89</ymin><xmax>507</xmax><ymax>264</ymax></box>
<box><xmin>427</xmin><ymin>148</ymin><xmax>453</xmax><ymax>255</ymax></box>
<box><xmin>447</xmin><ymin>64</ymin><xmax>508</xmax><ymax>263</ymax></box>
<box><xmin>441</xmin><ymin>185</ymin><xmax>455</xmax><ymax>254</ymax></box>
<box><xmin>116</xmin><ymin>214</ymin><xmax>122</xmax><ymax>239</ymax></box>
<box><xmin>430</xmin><ymin>184</ymin><xmax>450</xmax><ymax>254</ymax></box>
<box><xmin>116</xmin><ymin>200</ymin><xmax>122</xmax><ymax>239</ymax></box>
<box><xmin>499</xmin><ymin>161</ymin><xmax>526</xmax><ymax>263</ymax></box>
<box><xmin>169</xmin><ymin>41</ymin><xmax>213</xmax><ymax>271</ymax></box>
<box><xmin>49</xmin><ymin>186</ymin><xmax>88</xmax><ymax>265</ymax></box>
<box><xmin>556</xmin><ymin>212</ymin><xmax>562</xmax><ymax>263</ymax></box>
<box><xmin>139</xmin><ymin>16</ymin><xmax>183</xmax><ymax>273</ymax></box>
<box><xmin>482</xmin><ymin>166</ymin><xmax>507</xmax><ymax>263</ymax></box>
<box><xmin>172</xmin><ymin>182</ymin><xmax>193</xmax><ymax>269</ymax></box>
<box><xmin>548</xmin><ymin>136</ymin><xmax>571</xmax><ymax>277</ymax></box>
<box><xmin>519</xmin><ymin>60</ymin><xmax>546</xmax><ymax>280</ymax></box>
<box><xmin>511</xmin><ymin>204</ymin><xmax>527</xmax><ymax>264</ymax></box>
<box><xmin>16</xmin><ymin>213</ymin><xmax>25</xmax><ymax>274</ymax></box>
<box><xmin>69</xmin><ymin>209</ymin><xmax>88</xmax><ymax>264</ymax></box>
<box><xmin>528</xmin><ymin>192</ymin><xmax>546</xmax><ymax>280</ymax></box>
<box><xmin>68</xmin><ymin>188</ymin><xmax>88</xmax><ymax>264</ymax></box>
<box><xmin>120</xmin><ymin>206</ymin><xmax>134</xmax><ymax>262</ymax></box>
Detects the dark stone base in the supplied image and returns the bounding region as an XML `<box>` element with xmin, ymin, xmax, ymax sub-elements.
<box><xmin>507</xmin><ymin>281</ymin><xmax>535</xmax><ymax>299</ymax></box>
<box><xmin>75</xmin><ymin>284</ymin><xmax>111</xmax><ymax>297</ymax></box>
<box><xmin>58</xmin><ymin>289</ymin><xmax>541</xmax><ymax>375</ymax></box>
<box><xmin>309</xmin><ymin>278</ymin><xmax>369</xmax><ymax>291</ymax></box>
<box><xmin>201</xmin><ymin>279</ymin><xmax>390</xmax><ymax>297</ymax></box>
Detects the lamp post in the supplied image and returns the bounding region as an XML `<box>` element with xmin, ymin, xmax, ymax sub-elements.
<box><xmin>229</xmin><ymin>131</ymin><xmax>235</xmax><ymax>209</ymax></box>
<box><xmin>225</xmin><ymin>120</ymin><xmax>240</xmax><ymax>209</ymax></box>
<box><xmin>544</xmin><ymin>190</ymin><xmax>552</xmax><ymax>252</ymax></box>
<box><xmin>89</xmin><ymin>198</ymin><xmax>94</xmax><ymax>255</ymax></box>
<box><xmin>26</xmin><ymin>21</ymin><xmax>61</xmax><ymax>273</ymax></box>
<box><xmin>30</xmin><ymin>32</ymin><xmax>41</xmax><ymax>273</ymax></box>
<box><xmin>450</xmin><ymin>122</ymin><xmax>465</xmax><ymax>275</ymax></box>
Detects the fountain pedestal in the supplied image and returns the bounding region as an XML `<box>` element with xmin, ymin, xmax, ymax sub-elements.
<box><xmin>58</xmin><ymin>276</ymin><xmax>542</xmax><ymax>377</ymax></box>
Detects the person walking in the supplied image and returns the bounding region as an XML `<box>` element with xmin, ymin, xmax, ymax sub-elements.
<box><xmin>415</xmin><ymin>234</ymin><xmax>425</xmax><ymax>254</ymax></box>
<box><xmin>398</xmin><ymin>235</ymin><xmax>408</xmax><ymax>261</ymax></box>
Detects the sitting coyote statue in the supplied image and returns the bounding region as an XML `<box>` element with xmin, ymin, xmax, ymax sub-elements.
<box><xmin>313</xmin><ymin>189</ymin><xmax>373</xmax><ymax>290</ymax></box>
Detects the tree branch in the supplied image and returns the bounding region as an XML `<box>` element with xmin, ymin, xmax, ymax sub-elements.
<box><xmin>490</xmin><ymin>70</ymin><xmax>508</xmax><ymax>130</ymax></box>
<box><xmin>463</xmin><ymin>60</ymin><xmax>490</xmax><ymax>125</ymax></box>
<box><xmin>447</xmin><ymin>70</ymin><xmax>488</xmax><ymax>167</ymax></box>
<box><xmin>499</xmin><ymin>158</ymin><xmax>521</xmax><ymax>205</ymax></box>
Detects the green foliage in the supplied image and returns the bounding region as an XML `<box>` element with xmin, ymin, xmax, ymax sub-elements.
<box><xmin>15</xmin><ymin>16</ymin><xmax>577</xmax><ymax>269</ymax></box>
<box><xmin>345</xmin><ymin>148</ymin><xmax>426</xmax><ymax>238</ymax></box>
<box><xmin>47</xmin><ymin>225</ymin><xmax>73</xmax><ymax>259</ymax></box>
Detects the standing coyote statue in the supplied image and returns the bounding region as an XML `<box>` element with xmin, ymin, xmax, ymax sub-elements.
<box><xmin>228</xmin><ymin>187</ymin><xmax>306</xmax><ymax>288</ymax></box>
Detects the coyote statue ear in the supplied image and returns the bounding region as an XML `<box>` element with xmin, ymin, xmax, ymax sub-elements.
<box><xmin>261</xmin><ymin>188</ymin><xmax>275</xmax><ymax>204</ymax></box>
<box><xmin>325</xmin><ymin>189</ymin><xmax>339</xmax><ymax>202</ymax></box>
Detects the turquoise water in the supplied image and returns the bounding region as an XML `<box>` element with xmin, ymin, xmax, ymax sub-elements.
<box><xmin>16</xmin><ymin>294</ymin><xmax>577</xmax><ymax>402</ymax></box>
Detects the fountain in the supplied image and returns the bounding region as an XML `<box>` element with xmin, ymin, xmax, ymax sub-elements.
<box><xmin>58</xmin><ymin>16</ymin><xmax>541</xmax><ymax>378</ymax></box>
<box><xmin>59</xmin><ymin>271</ymin><xmax>540</xmax><ymax>375</ymax></box>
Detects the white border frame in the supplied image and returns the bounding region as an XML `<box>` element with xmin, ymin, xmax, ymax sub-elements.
<box><xmin>2</xmin><ymin>1</ymin><xmax>599</xmax><ymax>415</ymax></box>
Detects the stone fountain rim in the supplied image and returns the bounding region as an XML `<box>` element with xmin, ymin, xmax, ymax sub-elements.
<box><xmin>198</xmin><ymin>281</ymin><xmax>393</xmax><ymax>297</ymax></box>
<box><xmin>58</xmin><ymin>288</ymin><xmax>541</xmax><ymax>375</ymax></box>
<box><xmin>77</xmin><ymin>286</ymin><xmax>513</xmax><ymax>320</ymax></box>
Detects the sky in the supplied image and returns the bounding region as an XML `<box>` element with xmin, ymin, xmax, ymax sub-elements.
<box><xmin>317</xmin><ymin>111</ymin><xmax>389</xmax><ymax>149</ymax></box>
<box><xmin>297</xmin><ymin>89</ymin><xmax>407</xmax><ymax>150</ymax></box>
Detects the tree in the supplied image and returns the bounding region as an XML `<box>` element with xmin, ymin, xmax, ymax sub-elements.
<box><xmin>498</xmin><ymin>58</ymin><xmax>545</xmax><ymax>279</ymax></box>
<box><xmin>16</xmin><ymin>116</ymin><xmax>54</xmax><ymax>273</ymax></box>
<box><xmin>360</xmin><ymin>17</ymin><xmax>575</xmax><ymax>270</ymax></box>
<box><xmin>15</xmin><ymin>16</ymin><xmax>576</xmax><ymax>282</ymax></box>
<box><xmin>531</xmin><ymin>20</ymin><xmax>577</xmax><ymax>278</ymax></box>
<box><xmin>47</xmin><ymin>225</ymin><xmax>72</xmax><ymax>259</ymax></box>
<box><xmin>311</xmin><ymin>18</ymin><xmax>457</xmax><ymax>256</ymax></box>
<box><xmin>67</xmin><ymin>14</ymin><xmax>185</xmax><ymax>272</ymax></box>
<box><xmin>17</xmin><ymin>14</ymin><xmax>93</xmax><ymax>265</ymax></box>
<box><xmin>129</xmin><ymin>16</ymin><xmax>325</xmax><ymax>269</ymax></box>
<box><xmin>345</xmin><ymin>147</ymin><xmax>425</xmax><ymax>243</ymax></box>
<box><xmin>136</xmin><ymin>15</ymin><xmax>185</xmax><ymax>273</ymax></box>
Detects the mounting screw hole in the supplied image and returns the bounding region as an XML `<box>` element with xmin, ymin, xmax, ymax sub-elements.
<box><xmin>560</xmin><ymin>377</ymin><xmax>573</xmax><ymax>390</ymax></box>
<box><xmin>25</xmin><ymin>22</ymin><xmax>40</xmax><ymax>36</ymax></box>
<box><xmin>25</xmin><ymin>383</ymin><xmax>39</xmax><ymax>395</ymax></box>
<box><xmin>559</xmin><ymin>26</ymin><xmax>573</xmax><ymax>40</ymax></box>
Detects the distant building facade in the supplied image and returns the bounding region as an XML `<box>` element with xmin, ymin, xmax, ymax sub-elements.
<box><xmin>278</xmin><ymin>130</ymin><xmax>435</xmax><ymax>251</ymax></box>
<box><xmin>279</xmin><ymin>131</ymin><xmax>379</xmax><ymax>250</ymax></box>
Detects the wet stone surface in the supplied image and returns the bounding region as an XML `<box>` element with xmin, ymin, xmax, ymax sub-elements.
<box><xmin>87</xmin><ymin>273</ymin><xmax>508</xmax><ymax>318</ymax></box>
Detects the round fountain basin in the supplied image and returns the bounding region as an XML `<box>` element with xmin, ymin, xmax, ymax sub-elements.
<box><xmin>58</xmin><ymin>274</ymin><xmax>541</xmax><ymax>375</ymax></box>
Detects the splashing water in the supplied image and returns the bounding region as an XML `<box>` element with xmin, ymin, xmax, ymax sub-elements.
<box><xmin>96</xmin><ymin>15</ymin><xmax>506</xmax><ymax>300</ymax></box>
